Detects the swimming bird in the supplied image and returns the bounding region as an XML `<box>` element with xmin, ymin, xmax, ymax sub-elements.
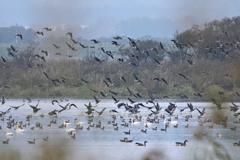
<box><xmin>176</xmin><ymin>140</ymin><xmax>188</xmax><ymax>146</ymax></box>
<box><xmin>15</xmin><ymin>126</ymin><xmax>25</xmax><ymax>133</ymax></box>
<box><xmin>2</xmin><ymin>139</ymin><xmax>9</xmax><ymax>144</ymax></box>
<box><xmin>28</xmin><ymin>139</ymin><xmax>36</xmax><ymax>144</ymax></box>
<box><xmin>6</xmin><ymin>128</ymin><xmax>13</xmax><ymax>136</ymax></box>
<box><xmin>66</xmin><ymin>125</ymin><xmax>76</xmax><ymax>133</ymax></box>
<box><xmin>43</xmin><ymin>136</ymin><xmax>48</xmax><ymax>141</ymax></box>
<box><xmin>135</xmin><ymin>141</ymin><xmax>147</xmax><ymax>146</ymax></box>
<box><xmin>123</xmin><ymin>130</ymin><xmax>131</xmax><ymax>135</ymax></box>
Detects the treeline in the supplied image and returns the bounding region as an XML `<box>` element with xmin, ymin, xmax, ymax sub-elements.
<box><xmin>0</xmin><ymin>16</ymin><xmax>239</xmax><ymax>99</ymax></box>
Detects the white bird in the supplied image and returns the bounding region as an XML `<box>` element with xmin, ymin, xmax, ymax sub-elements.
<box><xmin>63</xmin><ymin>119</ymin><xmax>70</xmax><ymax>125</ymax></box>
<box><xmin>170</xmin><ymin>117</ymin><xmax>178</xmax><ymax>124</ymax></box>
<box><xmin>131</xmin><ymin>118</ymin><xmax>141</xmax><ymax>125</ymax></box>
<box><xmin>15</xmin><ymin>126</ymin><xmax>26</xmax><ymax>133</ymax></box>
<box><xmin>74</xmin><ymin>119</ymin><xmax>85</xmax><ymax>125</ymax></box>
<box><xmin>6</xmin><ymin>128</ymin><xmax>13</xmax><ymax>136</ymax></box>
<box><xmin>144</xmin><ymin>118</ymin><xmax>153</xmax><ymax>127</ymax></box>
<box><xmin>163</xmin><ymin>118</ymin><xmax>169</xmax><ymax>124</ymax></box>
<box><xmin>66</xmin><ymin>125</ymin><xmax>76</xmax><ymax>132</ymax></box>
<box><xmin>217</xmin><ymin>133</ymin><xmax>222</xmax><ymax>137</ymax></box>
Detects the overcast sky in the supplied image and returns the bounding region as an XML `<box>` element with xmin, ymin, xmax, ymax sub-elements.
<box><xmin>1</xmin><ymin>0</ymin><xmax>240</xmax><ymax>38</ymax></box>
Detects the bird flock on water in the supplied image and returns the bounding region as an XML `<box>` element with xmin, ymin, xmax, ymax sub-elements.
<box><xmin>1</xmin><ymin>27</ymin><xmax>240</xmax><ymax>148</ymax></box>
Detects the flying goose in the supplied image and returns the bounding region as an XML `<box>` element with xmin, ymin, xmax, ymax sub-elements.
<box><xmin>96</xmin><ymin>108</ymin><xmax>106</xmax><ymax>116</ymax></box>
<box><xmin>43</xmin><ymin>27</ymin><xmax>52</xmax><ymax>31</ymax></box>
<box><xmin>29</xmin><ymin>102</ymin><xmax>41</xmax><ymax>113</ymax></box>
<box><xmin>16</xmin><ymin>34</ymin><xmax>23</xmax><ymax>40</ymax></box>
<box><xmin>35</xmin><ymin>31</ymin><xmax>43</xmax><ymax>35</ymax></box>
<box><xmin>52</xmin><ymin>44</ymin><xmax>60</xmax><ymax>49</ymax></box>
<box><xmin>93</xmin><ymin>96</ymin><xmax>101</xmax><ymax>104</ymax></box>
<box><xmin>112</xmin><ymin>95</ymin><xmax>120</xmax><ymax>103</ymax></box>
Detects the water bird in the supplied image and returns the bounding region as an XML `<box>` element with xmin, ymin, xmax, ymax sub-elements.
<box><xmin>135</xmin><ymin>141</ymin><xmax>147</xmax><ymax>146</ymax></box>
<box><xmin>2</xmin><ymin>139</ymin><xmax>9</xmax><ymax>144</ymax></box>
<box><xmin>29</xmin><ymin>102</ymin><xmax>41</xmax><ymax>113</ymax></box>
<box><xmin>123</xmin><ymin>130</ymin><xmax>131</xmax><ymax>135</ymax></box>
<box><xmin>43</xmin><ymin>136</ymin><xmax>48</xmax><ymax>141</ymax></box>
<box><xmin>6</xmin><ymin>128</ymin><xmax>13</xmax><ymax>136</ymax></box>
<box><xmin>176</xmin><ymin>140</ymin><xmax>188</xmax><ymax>146</ymax></box>
<box><xmin>28</xmin><ymin>139</ymin><xmax>36</xmax><ymax>144</ymax></box>
<box><xmin>15</xmin><ymin>126</ymin><xmax>25</xmax><ymax>133</ymax></box>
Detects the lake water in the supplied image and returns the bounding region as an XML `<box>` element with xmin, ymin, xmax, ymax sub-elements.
<box><xmin>0</xmin><ymin>98</ymin><xmax>239</xmax><ymax>160</ymax></box>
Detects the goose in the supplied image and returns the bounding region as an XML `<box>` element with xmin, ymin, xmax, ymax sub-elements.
<box><xmin>135</xmin><ymin>141</ymin><xmax>147</xmax><ymax>146</ymax></box>
<box><xmin>2</xmin><ymin>139</ymin><xmax>9</xmax><ymax>144</ymax></box>
<box><xmin>120</xmin><ymin>138</ymin><xmax>128</xmax><ymax>142</ymax></box>
<box><xmin>28</xmin><ymin>139</ymin><xmax>35</xmax><ymax>144</ymax></box>
<box><xmin>233</xmin><ymin>141</ymin><xmax>240</xmax><ymax>146</ymax></box>
<box><xmin>6</xmin><ymin>128</ymin><xmax>13</xmax><ymax>136</ymax></box>
<box><xmin>230</xmin><ymin>126</ymin><xmax>236</xmax><ymax>131</ymax></box>
<box><xmin>176</xmin><ymin>140</ymin><xmax>188</xmax><ymax>146</ymax></box>
<box><xmin>43</xmin><ymin>136</ymin><xmax>48</xmax><ymax>141</ymax></box>
<box><xmin>123</xmin><ymin>130</ymin><xmax>131</xmax><ymax>135</ymax></box>
<box><xmin>141</xmin><ymin>129</ymin><xmax>147</xmax><ymax>133</ymax></box>
<box><xmin>161</xmin><ymin>125</ymin><xmax>167</xmax><ymax>131</ymax></box>
<box><xmin>71</xmin><ymin>134</ymin><xmax>76</xmax><ymax>139</ymax></box>
<box><xmin>152</xmin><ymin>127</ymin><xmax>157</xmax><ymax>131</ymax></box>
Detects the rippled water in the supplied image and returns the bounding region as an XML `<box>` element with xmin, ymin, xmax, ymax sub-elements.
<box><xmin>0</xmin><ymin>98</ymin><xmax>239</xmax><ymax>160</ymax></box>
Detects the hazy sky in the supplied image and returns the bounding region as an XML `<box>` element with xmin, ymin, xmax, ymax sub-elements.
<box><xmin>1</xmin><ymin>0</ymin><xmax>240</xmax><ymax>37</ymax></box>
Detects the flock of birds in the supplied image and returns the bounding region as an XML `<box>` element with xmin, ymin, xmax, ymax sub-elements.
<box><xmin>0</xmin><ymin>94</ymin><xmax>240</xmax><ymax>149</ymax></box>
<box><xmin>1</xmin><ymin>26</ymin><xmax>240</xmax><ymax>157</ymax></box>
